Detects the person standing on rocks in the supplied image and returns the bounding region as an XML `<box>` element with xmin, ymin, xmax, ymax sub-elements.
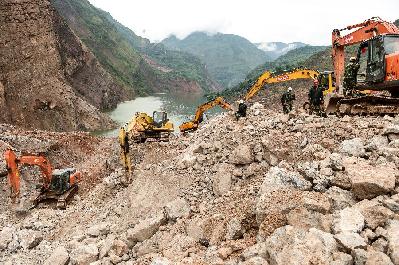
<box><xmin>281</xmin><ymin>87</ymin><xmax>296</xmax><ymax>114</ymax></box>
<box><xmin>343</xmin><ymin>56</ymin><xmax>360</xmax><ymax>96</ymax></box>
<box><xmin>235</xmin><ymin>100</ymin><xmax>248</xmax><ymax>120</ymax></box>
<box><xmin>308</xmin><ymin>79</ymin><xmax>323</xmax><ymax>115</ymax></box>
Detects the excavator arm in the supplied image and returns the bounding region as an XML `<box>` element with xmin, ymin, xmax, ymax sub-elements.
<box><xmin>332</xmin><ymin>17</ymin><xmax>399</xmax><ymax>91</ymax></box>
<box><xmin>4</xmin><ymin>149</ymin><xmax>53</xmax><ymax>198</ymax></box>
<box><xmin>179</xmin><ymin>97</ymin><xmax>233</xmax><ymax>132</ymax></box>
<box><xmin>245</xmin><ymin>69</ymin><xmax>319</xmax><ymax>101</ymax></box>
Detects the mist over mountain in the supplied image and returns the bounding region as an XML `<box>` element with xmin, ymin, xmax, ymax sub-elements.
<box><xmin>256</xmin><ymin>42</ymin><xmax>308</xmax><ymax>60</ymax></box>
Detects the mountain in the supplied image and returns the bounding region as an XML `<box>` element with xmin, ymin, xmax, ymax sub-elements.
<box><xmin>162</xmin><ymin>32</ymin><xmax>272</xmax><ymax>88</ymax></box>
<box><xmin>256</xmin><ymin>42</ymin><xmax>308</xmax><ymax>60</ymax></box>
<box><xmin>0</xmin><ymin>0</ymin><xmax>126</xmax><ymax>131</ymax></box>
<box><xmin>52</xmin><ymin>0</ymin><xmax>220</xmax><ymax>95</ymax></box>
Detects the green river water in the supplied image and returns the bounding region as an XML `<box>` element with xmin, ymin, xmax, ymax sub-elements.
<box><xmin>98</xmin><ymin>93</ymin><xmax>225</xmax><ymax>137</ymax></box>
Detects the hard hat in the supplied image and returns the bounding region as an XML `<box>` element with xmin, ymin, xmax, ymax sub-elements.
<box><xmin>239</xmin><ymin>99</ymin><xmax>244</xmax><ymax>104</ymax></box>
<box><xmin>350</xmin><ymin>57</ymin><xmax>357</xmax><ymax>62</ymax></box>
<box><xmin>288</xmin><ymin>87</ymin><xmax>293</xmax><ymax>91</ymax></box>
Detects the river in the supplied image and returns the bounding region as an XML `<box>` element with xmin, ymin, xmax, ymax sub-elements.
<box><xmin>99</xmin><ymin>93</ymin><xmax>225</xmax><ymax>137</ymax></box>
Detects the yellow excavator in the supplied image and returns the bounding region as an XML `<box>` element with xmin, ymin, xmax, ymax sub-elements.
<box><xmin>244</xmin><ymin>68</ymin><xmax>323</xmax><ymax>101</ymax></box>
<box><xmin>126</xmin><ymin>111</ymin><xmax>174</xmax><ymax>143</ymax></box>
<box><xmin>179</xmin><ymin>97</ymin><xmax>233</xmax><ymax>133</ymax></box>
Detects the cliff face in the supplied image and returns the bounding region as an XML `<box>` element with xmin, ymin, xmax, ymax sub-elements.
<box><xmin>0</xmin><ymin>0</ymin><xmax>128</xmax><ymax>131</ymax></box>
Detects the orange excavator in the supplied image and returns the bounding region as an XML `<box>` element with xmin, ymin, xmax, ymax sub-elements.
<box><xmin>179</xmin><ymin>96</ymin><xmax>233</xmax><ymax>132</ymax></box>
<box><xmin>4</xmin><ymin>149</ymin><xmax>81</xmax><ymax>209</ymax></box>
<box><xmin>326</xmin><ymin>17</ymin><xmax>399</xmax><ymax>115</ymax></box>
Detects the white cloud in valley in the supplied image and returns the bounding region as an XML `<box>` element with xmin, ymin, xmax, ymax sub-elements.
<box><xmin>88</xmin><ymin>0</ymin><xmax>399</xmax><ymax>45</ymax></box>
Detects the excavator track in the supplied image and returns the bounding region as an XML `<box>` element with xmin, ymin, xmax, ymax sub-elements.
<box><xmin>336</xmin><ymin>95</ymin><xmax>399</xmax><ymax>116</ymax></box>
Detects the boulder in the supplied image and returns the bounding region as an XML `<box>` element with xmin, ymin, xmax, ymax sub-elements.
<box><xmin>212</xmin><ymin>163</ymin><xmax>234</xmax><ymax>196</ymax></box>
<box><xmin>356</xmin><ymin>203</ymin><xmax>394</xmax><ymax>230</ymax></box>
<box><xmin>332</xmin><ymin>207</ymin><xmax>364</xmax><ymax>234</ymax></box>
<box><xmin>126</xmin><ymin>214</ymin><xmax>166</xmax><ymax>245</ymax></box>
<box><xmin>241</xmin><ymin>256</ymin><xmax>269</xmax><ymax>265</ymax></box>
<box><xmin>151</xmin><ymin>257</ymin><xmax>172</xmax><ymax>265</ymax></box>
<box><xmin>331</xmin><ymin>252</ymin><xmax>353</xmax><ymax>265</ymax></box>
<box><xmin>365</xmin><ymin>250</ymin><xmax>394</xmax><ymax>265</ymax></box>
<box><xmin>164</xmin><ymin>198</ymin><xmax>190</xmax><ymax>222</ymax></box>
<box><xmin>352</xmin><ymin>249</ymin><xmax>368</xmax><ymax>265</ymax></box>
<box><xmin>0</xmin><ymin>227</ymin><xmax>15</xmax><ymax>250</ymax></box>
<box><xmin>225</xmin><ymin>217</ymin><xmax>243</xmax><ymax>240</ymax></box>
<box><xmin>286</xmin><ymin>207</ymin><xmax>331</xmax><ymax>232</ymax></box>
<box><xmin>334</xmin><ymin>232</ymin><xmax>367</xmax><ymax>251</ymax></box>
<box><xmin>383</xmin><ymin>125</ymin><xmax>399</xmax><ymax>141</ymax></box>
<box><xmin>345</xmin><ymin>158</ymin><xmax>397</xmax><ymax>199</ymax></box>
<box><xmin>264</xmin><ymin>226</ymin><xmax>338</xmax><ymax>265</ymax></box>
<box><xmin>110</xmin><ymin>239</ymin><xmax>128</xmax><ymax>257</ymax></box>
<box><xmin>340</xmin><ymin>138</ymin><xmax>366</xmax><ymax>157</ymax></box>
<box><xmin>44</xmin><ymin>246</ymin><xmax>70</xmax><ymax>265</ymax></box>
<box><xmin>259</xmin><ymin>167</ymin><xmax>312</xmax><ymax>194</ymax></box>
<box><xmin>229</xmin><ymin>144</ymin><xmax>254</xmax><ymax>165</ymax></box>
<box><xmin>18</xmin><ymin>229</ymin><xmax>43</xmax><ymax>250</ymax></box>
<box><xmin>386</xmin><ymin>220</ymin><xmax>399</xmax><ymax>264</ymax></box>
<box><xmin>70</xmin><ymin>244</ymin><xmax>99</xmax><ymax>265</ymax></box>
<box><xmin>87</xmin><ymin>222</ymin><xmax>110</xmax><ymax>237</ymax></box>
<box><xmin>326</xmin><ymin>187</ymin><xmax>357</xmax><ymax>211</ymax></box>
<box><xmin>366</xmin><ymin>135</ymin><xmax>389</xmax><ymax>152</ymax></box>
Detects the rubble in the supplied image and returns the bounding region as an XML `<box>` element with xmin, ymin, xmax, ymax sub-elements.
<box><xmin>1</xmin><ymin>103</ymin><xmax>399</xmax><ymax>264</ymax></box>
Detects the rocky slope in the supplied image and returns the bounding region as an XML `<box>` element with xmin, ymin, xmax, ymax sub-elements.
<box><xmin>0</xmin><ymin>0</ymin><xmax>128</xmax><ymax>131</ymax></box>
<box><xmin>1</xmin><ymin>101</ymin><xmax>399</xmax><ymax>264</ymax></box>
<box><xmin>52</xmin><ymin>0</ymin><xmax>221</xmax><ymax>95</ymax></box>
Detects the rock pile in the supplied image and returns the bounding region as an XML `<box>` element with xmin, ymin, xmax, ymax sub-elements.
<box><xmin>1</xmin><ymin>104</ymin><xmax>399</xmax><ymax>264</ymax></box>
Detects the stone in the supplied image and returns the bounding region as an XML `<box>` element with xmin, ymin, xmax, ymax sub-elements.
<box><xmin>371</xmin><ymin>238</ymin><xmax>388</xmax><ymax>253</ymax></box>
<box><xmin>212</xmin><ymin>163</ymin><xmax>234</xmax><ymax>196</ymax></box>
<box><xmin>358</xmin><ymin>204</ymin><xmax>394</xmax><ymax>230</ymax></box>
<box><xmin>0</xmin><ymin>227</ymin><xmax>15</xmax><ymax>250</ymax></box>
<box><xmin>151</xmin><ymin>257</ymin><xmax>172</xmax><ymax>265</ymax></box>
<box><xmin>386</xmin><ymin>220</ymin><xmax>399</xmax><ymax>264</ymax></box>
<box><xmin>226</xmin><ymin>217</ymin><xmax>243</xmax><ymax>240</ymax></box>
<box><xmin>383</xmin><ymin>125</ymin><xmax>399</xmax><ymax>141</ymax></box>
<box><xmin>352</xmin><ymin>249</ymin><xmax>368</xmax><ymax>265</ymax></box>
<box><xmin>334</xmin><ymin>232</ymin><xmax>367</xmax><ymax>251</ymax></box>
<box><xmin>333</xmin><ymin>207</ymin><xmax>365</xmax><ymax>234</ymax></box>
<box><xmin>366</xmin><ymin>135</ymin><xmax>389</xmax><ymax>152</ymax></box>
<box><xmin>326</xmin><ymin>187</ymin><xmax>357</xmax><ymax>211</ymax></box>
<box><xmin>340</xmin><ymin>138</ymin><xmax>366</xmax><ymax>157</ymax></box>
<box><xmin>259</xmin><ymin>166</ymin><xmax>312</xmax><ymax>194</ymax></box>
<box><xmin>365</xmin><ymin>250</ymin><xmax>394</xmax><ymax>265</ymax></box>
<box><xmin>111</xmin><ymin>239</ymin><xmax>128</xmax><ymax>257</ymax></box>
<box><xmin>164</xmin><ymin>198</ymin><xmax>190</xmax><ymax>222</ymax></box>
<box><xmin>87</xmin><ymin>222</ymin><xmax>110</xmax><ymax>237</ymax></box>
<box><xmin>241</xmin><ymin>257</ymin><xmax>269</xmax><ymax>265</ymax></box>
<box><xmin>264</xmin><ymin>226</ymin><xmax>338</xmax><ymax>265</ymax></box>
<box><xmin>44</xmin><ymin>246</ymin><xmax>70</xmax><ymax>265</ymax></box>
<box><xmin>345</xmin><ymin>159</ymin><xmax>397</xmax><ymax>199</ymax></box>
<box><xmin>329</xmin><ymin>153</ymin><xmax>345</xmax><ymax>171</ymax></box>
<box><xmin>331</xmin><ymin>172</ymin><xmax>352</xmax><ymax>190</ymax></box>
<box><xmin>18</xmin><ymin>229</ymin><xmax>43</xmax><ymax>250</ymax></box>
<box><xmin>240</xmin><ymin>242</ymin><xmax>268</xmax><ymax>261</ymax></box>
<box><xmin>99</xmin><ymin>234</ymin><xmax>115</xmax><ymax>259</ymax></box>
<box><xmin>286</xmin><ymin>207</ymin><xmax>331</xmax><ymax>232</ymax></box>
<box><xmin>230</xmin><ymin>144</ymin><xmax>254</xmax><ymax>165</ymax></box>
<box><xmin>331</xmin><ymin>252</ymin><xmax>353</xmax><ymax>265</ymax></box>
<box><xmin>218</xmin><ymin>246</ymin><xmax>233</xmax><ymax>260</ymax></box>
<box><xmin>383</xmin><ymin>198</ymin><xmax>399</xmax><ymax>213</ymax></box>
<box><xmin>70</xmin><ymin>244</ymin><xmax>99</xmax><ymax>265</ymax></box>
<box><xmin>302</xmin><ymin>192</ymin><xmax>331</xmax><ymax>214</ymax></box>
<box><xmin>126</xmin><ymin>214</ymin><xmax>166</xmax><ymax>244</ymax></box>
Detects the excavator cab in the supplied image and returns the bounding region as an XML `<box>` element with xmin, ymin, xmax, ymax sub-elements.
<box><xmin>152</xmin><ymin>111</ymin><xmax>168</xmax><ymax>128</ymax></box>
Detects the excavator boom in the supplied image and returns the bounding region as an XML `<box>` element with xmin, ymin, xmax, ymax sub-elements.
<box><xmin>179</xmin><ymin>97</ymin><xmax>233</xmax><ymax>132</ymax></box>
<box><xmin>245</xmin><ymin>69</ymin><xmax>319</xmax><ymax>101</ymax></box>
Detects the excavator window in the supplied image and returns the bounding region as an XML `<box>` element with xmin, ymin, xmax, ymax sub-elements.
<box><xmin>366</xmin><ymin>37</ymin><xmax>386</xmax><ymax>83</ymax></box>
<box><xmin>153</xmin><ymin>111</ymin><xmax>167</xmax><ymax>128</ymax></box>
<box><xmin>384</xmin><ymin>36</ymin><xmax>399</xmax><ymax>55</ymax></box>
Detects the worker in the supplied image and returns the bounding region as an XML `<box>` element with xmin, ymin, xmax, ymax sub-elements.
<box><xmin>281</xmin><ymin>87</ymin><xmax>296</xmax><ymax>114</ymax></box>
<box><xmin>118</xmin><ymin>127</ymin><xmax>132</xmax><ymax>173</ymax></box>
<box><xmin>235</xmin><ymin>100</ymin><xmax>247</xmax><ymax>120</ymax></box>
<box><xmin>343</xmin><ymin>57</ymin><xmax>360</xmax><ymax>96</ymax></box>
<box><xmin>308</xmin><ymin>80</ymin><xmax>323</xmax><ymax>115</ymax></box>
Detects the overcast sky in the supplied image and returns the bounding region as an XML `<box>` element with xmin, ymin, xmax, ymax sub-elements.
<box><xmin>88</xmin><ymin>0</ymin><xmax>398</xmax><ymax>45</ymax></box>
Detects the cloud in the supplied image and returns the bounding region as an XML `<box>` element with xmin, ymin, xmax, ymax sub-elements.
<box><xmin>88</xmin><ymin>0</ymin><xmax>399</xmax><ymax>45</ymax></box>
